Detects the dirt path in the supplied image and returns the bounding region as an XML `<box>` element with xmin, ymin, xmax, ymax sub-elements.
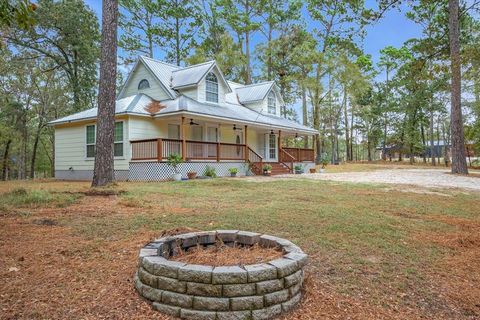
<box><xmin>270</xmin><ymin>169</ymin><xmax>480</xmax><ymax>191</ymax></box>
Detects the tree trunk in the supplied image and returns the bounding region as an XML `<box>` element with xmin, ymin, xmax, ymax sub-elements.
<box><xmin>2</xmin><ymin>140</ymin><xmax>11</xmax><ymax>181</ymax></box>
<box><xmin>343</xmin><ymin>86</ymin><xmax>350</xmax><ymax>161</ymax></box>
<box><xmin>430</xmin><ymin>111</ymin><xmax>436</xmax><ymax>166</ymax></box>
<box><xmin>30</xmin><ymin>123</ymin><xmax>44</xmax><ymax>179</ymax></box>
<box><xmin>92</xmin><ymin>0</ymin><xmax>118</xmax><ymax>187</ymax></box>
<box><xmin>448</xmin><ymin>0</ymin><xmax>468</xmax><ymax>174</ymax></box>
<box><xmin>302</xmin><ymin>84</ymin><xmax>308</xmax><ymax>148</ymax></box>
<box><xmin>421</xmin><ymin>123</ymin><xmax>427</xmax><ymax>163</ymax></box>
<box><xmin>382</xmin><ymin>67</ymin><xmax>389</xmax><ymax>160</ymax></box>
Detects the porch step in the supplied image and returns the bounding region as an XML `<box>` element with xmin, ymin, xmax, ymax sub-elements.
<box><xmin>266</xmin><ymin>162</ymin><xmax>291</xmax><ymax>175</ymax></box>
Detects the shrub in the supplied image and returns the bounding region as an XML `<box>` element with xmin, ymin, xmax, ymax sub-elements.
<box><xmin>203</xmin><ymin>165</ymin><xmax>217</xmax><ymax>178</ymax></box>
<box><xmin>167</xmin><ymin>153</ymin><xmax>183</xmax><ymax>174</ymax></box>
<box><xmin>262</xmin><ymin>164</ymin><xmax>272</xmax><ymax>171</ymax></box>
<box><xmin>228</xmin><ymin>167</ymin><xmax>238</xmax><ymax>174</ymax></box>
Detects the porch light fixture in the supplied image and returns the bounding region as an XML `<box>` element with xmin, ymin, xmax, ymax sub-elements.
<box><xmin>189</xmin><ymin>119</ymin><xmax>199</xmax><ymax>126</ymax></box>
<box><xmin>295</xmin><ymin>133</ymin><xmax>298</xmax><ymax>138</ymax></box>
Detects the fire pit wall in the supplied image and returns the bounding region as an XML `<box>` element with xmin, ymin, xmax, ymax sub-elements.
<box><xmin>135</xmin><ymin>230</ymin><xmax>308</xmax><ymax>320</ymax></box>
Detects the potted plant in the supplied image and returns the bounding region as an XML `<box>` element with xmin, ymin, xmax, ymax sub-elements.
<box><xmin>309</xmin><ymin>168</ymin><xmax>317</xmax><ymax>173</ymax></box>
<box><xmin>203</xmin><ymin>165</ymin><xmax>217</xmax><ymax>178</ymax></box>
<box><xmin>228</xmin><ymin>167</ymin><xmax>238</xmax><ymax>177</ymax></box>
<box><xmin>262</xmin><ymin>164</ymin><xmax>272</xmax><ymax>176</ymax></box>
<box><xmin>187</xmin><ymin>171</ymin><xmax>197</xmax><ymax>180</ymax></box>
<box><xmin>167</xmin><ymin>153</ymin><xmax>183</xmax><ymax>181</ymax></box>
<box><xmin>294</xmin><ymin>164</ymin><xmax>304</xmax><ymax>174</ymax></box>
<box><xmin>319</xmin><ymin>152</ymin><xmax>329</xmax><ymax>173</ymax></box>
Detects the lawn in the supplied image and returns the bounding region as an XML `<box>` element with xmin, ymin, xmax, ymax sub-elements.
<box><xmin>0</xmin><ymin>174</ymin><xmax>479</xmax><ymax>319</ymax></box>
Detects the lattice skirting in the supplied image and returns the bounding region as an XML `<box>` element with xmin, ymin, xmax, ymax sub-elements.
<box><xmin>128</xmin><ymin>162</ymin><xmax>248</xmax><ymax>181</ymax></box>
<box><xmin>294</xmin><ymin>162</ymin><xmax>316</xmax><ymax>172</ymax></box>
<box><xmin>55</xmin><ymin>170</ymin><xmax>129</xmax><ymax>181</ymax></box>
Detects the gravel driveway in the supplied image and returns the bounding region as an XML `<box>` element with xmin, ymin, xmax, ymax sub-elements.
<box><xmin>274</xmin><ymin>169</ymin><xmax>480</xmax><ymax>191</ymax></box>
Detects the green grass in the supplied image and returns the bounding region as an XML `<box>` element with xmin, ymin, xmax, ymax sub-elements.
<box><xmin>0</xmin><ymin>187</ymin><xmax>79</xmax><ymax>214</ymax></box>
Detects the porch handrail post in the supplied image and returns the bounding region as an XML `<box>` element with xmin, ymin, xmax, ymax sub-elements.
<box><xmin>181</xmin><ymin>116</ymin><xmax>186</xmax><ymax>161</ymax></box>
<box><xmin>157</xmin><ymin>138</ymin><xmax>162</xmax><ymax>161</ymax></box>
<box><xmin>216</xmin><ymin>142</ymin><xmax>220</xmax><ymax>162</ymax></box>
<box><xmin>244</xmin><ymin>125</ymin><xmax>248</xmax><ymax>162</ymax></box>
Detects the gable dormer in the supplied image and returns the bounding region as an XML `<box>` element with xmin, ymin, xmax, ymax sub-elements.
<box><xmin>235</xmin><ymin>82</ymin><xmax>284</xmax><ymax>117</ymax></box>
<box><xmin>118</xmin><ymin>56</ymin><xmax>178</xmax><ymax>101</ymax></box>
<box><xmin>171</xmin><ymin>61</ymin><xmax>232</xmax><ymax>104</ymax></box>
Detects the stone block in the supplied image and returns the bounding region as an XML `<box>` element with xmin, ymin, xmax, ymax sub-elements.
<box><xmin>138</xmin><ymin>267</ymin><xmax>157</xmax><ymax>288</ymax></box>
<box><xmin>138</xmin><ymin>248</ymin><xmax>157</xmax><ymax>264</ymax></box>
<box><xmin>186</xmin><ymin>282</ymin><xmax>222</xmax><ymax>297</ymax></box>
<box><xmin>144</xmin><ymin>241</ymin><xmax>164</xmax><ymax>250</ymax></box>
<box><xmin>258</xmin><ymin>235</ymin><xmax>280</xmax><ymax>248</ymax></box>
<box><xmin>152</xmin><ymin>302</ymin><xmax>180</xmax><ymax>317</ymax></box>
<box><xmin>180</xmin><ymin>309</ymin><xmax>217</xmax><ymax>320</ymax></box>
<box><xmin>256</xmin><ymin>279</ymin><xmax>284</xmax><ymax>295</ymax></box>
<box><xmin>157</xmin><ymin>275</ymin><xmax>187</xmax><ymax>293</ymax></box>
<box><xmin>161</xmin><ymin>291</ymin><xmax>193</xmax><ymax>308</ymax></box>
<box><xmin>142</xmin><ymin>285</ymin><xmax>162</xmax><ymax>302</ymax></box>
<box><xmin>197</xmin><ymin>231</ymin><xmax>216</xmax><ymax>245</ymax></box>
<box><xmin>222</xmin><ymin>283</ymin><xmax>256</xmax><ymax>297</ymax></box>
<box><xmin>282</xmin><ymin>245</ymin><xmax>303</xmax><ymax>254</ymax></box>
<box><xmin>216</xmin><ymin>310</ymin><xmax>252</xmax><ymax>320</ymax></box>
<box><xmin>149</xmin><ymin>256</ymin><xmax>185</xmax><ymax>278</ymax></box>
<box><xmin>282</xmin><ymin>293</ymin><xmax>301</xmax><ymax>312</ymax></box>
<box><xmin>236</xmin><ymin>231</ymin><xmax>261</xmax><ymax>245</ymax></box>
<box><xmin>212</xmin><ymin>266</ymin><xmax>248</xmax><ymax>284</ymax></box>
<box><xmin>268</xmin><ymin>258</ymin><xmax>298</xmax><ymax>277</ymax></box>
<box><xmin>230</xmin><ymin>296</ymin><xmax>264</xmax><ymax>311</ymax></box>
<box><xmin>133</xmin><ymin>273</ymin><xmax>144</xmax><ymax>293</ymax></box>
<box><xmin>245</xmin><ymin>264</ymin><xmax>277</xmax><ymax>282</ymax></box>
<box><xmin>284</xmin><ymin>252</ymin><xmax>308</xmax><ymax>268</ymax></box>
<box><xmin>178</xmin><ymin>232</ymin><xmax>198</xmax><ymax>248</ymax></box>
<box><xmin>284</xmin><ymin>269</ymin><xmax>303</xmax><ymax>288</ymax></box>
<box><xmin>252</xmin><ymin>304</ymin><xmax>282</xmax><ymax>320</ymax></box>
<box><xmin>193</xmin><ymin>296</ymin><xmax>230</xmax><ymax>311</ymax></box>
<box><xmin>178</xmin><ymin>264</ymin><xmax>213</xmax><ymax>284</ymax></box>
<box><xmin>288</xmin><ymin>282</ymin><xmax>302</xmax><ymax>297</ymax></box>
<box><xmin>264</xmin><ymin>289</ymin><xmax>289</xmax><ymax>306</ymax></box>
<box><xmin>216</xmin><ymin>230</ymin><xmax>238</xmax><ymax>243</ymax></box>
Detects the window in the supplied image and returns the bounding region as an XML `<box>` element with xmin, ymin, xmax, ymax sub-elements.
<box><xmin>138</xmin><ymin>79</ymin><xmax>150</xmax><ymax>90</ymax></box>
<box><xmin>114</xmin><ymin>122</ymin><xmax>124</xmax><ymax>157</ymax></box>
<box><xmin>267</xmin><ymin>91</ymin><xmax>276</xmax><ymax>114</ymax></box>
<box><xmin>86</xmin><ymin>125</ymin><xmax>96</xmax><ymax>158</ymax></box>
<box><xmin>85</xmin><ymin>122</ymin><xmax>124</xmax><ymax>158</ymax></box>
<box><xmin>205</xmin><ymin>72</ymin><xmax>218</xmax><ymax>103</ymax></box>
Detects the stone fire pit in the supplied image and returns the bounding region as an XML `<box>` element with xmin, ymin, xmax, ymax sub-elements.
<box><xmin>134</xmin><ymin>230</ymin><xmax>308</xmax><ymax>320</ymax></box>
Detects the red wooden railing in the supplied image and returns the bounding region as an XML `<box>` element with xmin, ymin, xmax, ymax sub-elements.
<box><xmin>282</xmin><ymin>147</ymin><xmax>315</xmax><ymax>162</ymax></box>
<box><xmin>279</xmin><ymin>148</ymin><xmax>295</xmax><ymax>173</ymax></box>
<box><xmin>247</xmin><ymin>147</ymin><xmax>263</xmax><ymax>175</ymax></box>
<box><xmin>130</xmin><ymin>138</ymin><xmax>247</xmax><ymax>162</ymax></box>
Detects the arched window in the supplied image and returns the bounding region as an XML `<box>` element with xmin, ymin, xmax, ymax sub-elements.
<box><xmin>267</xmin><ymin>91</ymin><xmax>276</xmax><ymax>114</ymax></box>
<box><xmin>205</xmin><ymin>72</ymin><xmax>218</xmax><ymax>103</ymax></box>
<box><xmin>138</xmin><ymin>79</ymin><xmax>150</xmax><ymax>90</ymax></box>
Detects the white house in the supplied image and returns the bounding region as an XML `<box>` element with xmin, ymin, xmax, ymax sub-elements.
<box><xmin>49</xmin><ymin>56</ymin><xmax>317</xmax><ymax>180</ymax></box>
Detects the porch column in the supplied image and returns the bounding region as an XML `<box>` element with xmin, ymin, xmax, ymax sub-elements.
<box><xmin>181</xmin><ymin>116</ymin><xmax>186</xmax><ymax>161</ymax></box>
<box><xmin>278</xmin><ymin>130</ymin><xmax>282</xmax><ymax>153</ymax></box>
<box><xmin>244</xmin><ymin>125</ymin><xmax>248</xmax><ymax>162</ymax></box>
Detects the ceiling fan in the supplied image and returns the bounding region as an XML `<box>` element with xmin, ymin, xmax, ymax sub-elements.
<box><xmin>233</xmin><ymin>124</ymin><xmax>242</xmax><ymax>131</ymax></box>
<box><xmin>189</xmin><ymin>119</ymin><xmax>199</xmax><ymax>126</ymax></box>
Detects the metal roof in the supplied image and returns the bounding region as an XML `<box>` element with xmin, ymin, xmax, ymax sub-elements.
<box><xmin>235</xmin><ymin>81</ymin><xmax>275</xmax><ymax>104</ymax></box>
<box><xmin>49</xmin><ymin>95</ymin><xmax>153</xmax><ymax>125</ymax></box>
<box><xmin>49</xmin><ymin>94</ymin><xmax>317</xmax><ymax>134</ymax></box>
<box><xmin>171</xmin><ymin>61</ymin><xmax>216</xmax><ymax>89</ymax></box>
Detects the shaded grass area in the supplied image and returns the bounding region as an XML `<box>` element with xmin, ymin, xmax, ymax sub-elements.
<box><xmin>1</xmin><ymin>177</ymin><xmax>479</xmax><ymax>319</ymax></box>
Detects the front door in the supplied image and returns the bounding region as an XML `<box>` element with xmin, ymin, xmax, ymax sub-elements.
<box><xmin>265</xmin><ymin>133</ymin><xmax>278</xmax><ymax>162</ymax></box>
<box><xmin>206</xmin><ymin>127</ymin><xmax>218</xmax><ymax>158</ymax></box>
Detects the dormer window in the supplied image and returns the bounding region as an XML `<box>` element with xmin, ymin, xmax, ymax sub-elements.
<box><xmin>206</xmin><ymin>72</ymin><xmax>218</xmax><ymax>103</ymax></box>
<box><xmin>138</xmin><ymin>79</ymin><xmax>150</xmax><ymax>90</ymax></box>
<box><xmin>268</xmin><ymin>91</ymin><xmax>276</xmax><ymax>114</ymax></box>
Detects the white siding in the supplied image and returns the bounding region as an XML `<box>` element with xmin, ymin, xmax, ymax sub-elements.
<box><xmin>54</xmin><ymin>119</ymin><xmax>130</xmax><ymax>171</ymax></box>
<box><xmin>119</xmin><ymin>63</ymin><xmax>170</xmax><ymax>101</ymax></box>
<box><xmin>197</xmin><ymin>67</ymin><xmax>227</xmax><ymax>104</ymax></box>
<box><xmin>178</xmin><ymin>87</ymin><xmax>198</xmax><ymax>100</ymax></box>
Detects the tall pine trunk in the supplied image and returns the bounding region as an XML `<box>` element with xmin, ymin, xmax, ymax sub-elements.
<box><xmin>430</xmin><ymin>111</ymin><xmax>436</xmax><ymax>166</ymax></box>
<box><xmin>448</xmin><ymin>0</ymin><xmax>468</xmax><ymax>174</ymax></box>
<box><xmin>2</xmin><ymin>140</ymin><xmax>11</xmax><ymax>181</ymax></box>
<box><xmin>92</xmin><ymin>0</ymin><xmax>118</xmax><ymax>187</ymax></box>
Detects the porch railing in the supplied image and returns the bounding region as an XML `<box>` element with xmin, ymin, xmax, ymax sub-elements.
<box><xmin>282</xmin><ymin>147</ymin><xmax>315</xmax><ymax>162</ymax></box>
<box><xmin>247</xmin><ymin>147</ymin><xmax>263</xmax><ymax>175</ymax></box>
<box><xmin>279</xmin><ymin>148</ymin><xmax>295</xmax><ymax>173</ymax></box>
<box><xmin>131</xmin><ymin>138</ymin><xmax>247</xmax><ymax>161</ymax></box>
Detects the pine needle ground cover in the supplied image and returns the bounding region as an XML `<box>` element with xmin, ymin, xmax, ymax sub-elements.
<box><xmin>0</xmin><ymin>175</ymin><xmax>479</xmax><ymax>319</ymax></box>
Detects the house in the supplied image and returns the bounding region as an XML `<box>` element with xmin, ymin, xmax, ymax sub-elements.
<box><xmin>49</xmin><ymin>57</ymin><xmax>317</xmax><ymax>180</ymax></box>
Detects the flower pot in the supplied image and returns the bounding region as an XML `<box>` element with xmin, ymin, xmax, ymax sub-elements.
<box><xmin>295</xmin><ymin>170</ymin><xmax>303</xmax><ymax>174</ymax></box>
<box><xmin>319</xmin><ymin>168</ymin><xmax>325</xmax><ymax>173</ymax></box>
<box><xmin>187</xmin><ymin>172</ymin><xmax>197</xmax><ymax>180</ymax></box>
<box><xmin>263</xmin><ymin>171</ymin><xmax>271</xmax><ymax>176</ymax></box>
<box><xmin>173</xmin><ymin>173</ymin><xmax>182</xmax><ymax>181</ymax></box>
<box><xmin>230</xmin><ymin>173</ymin><xmax>237</xmax><ymax>177</ymax></box>
<box><xmin>309</xmin><ymin>168</ymin><xmax>316</xmax><ymax>173</ymax></box>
